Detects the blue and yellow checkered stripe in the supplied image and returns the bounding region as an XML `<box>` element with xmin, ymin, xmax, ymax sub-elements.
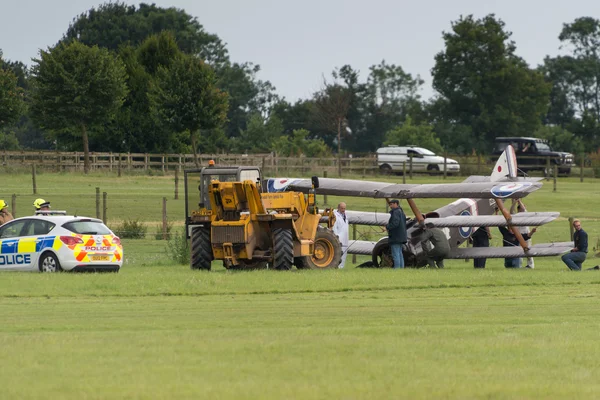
<box><xmin>0</xmin><ymin>236</ymin><xmax>62</xmax><ymax>254</ymax></box>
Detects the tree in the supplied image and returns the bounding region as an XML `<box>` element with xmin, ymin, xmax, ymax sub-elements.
<box><xmin>533</xmin><ymin>125</ymin><xmax>584</xmax><ymax>155</ymax></box>
<box><xmin>313</xmin><ymin>81</ymin><xmax>351</xmax><ymax>176</ymax></box>
<box><xmin>384</xmin><ymin>117</ymin><xmax>443</xmax><ymax>154</ymax></box>
<box><xmin>314</xmin><ymin>80</ymin><xmax>352</xmax><ymax>153</ymax></box>
<box><xmin>354</xmin><ymin>61</ymin><xmax>424</xmax><ymax>153</ymax></box>
<box><xmin>541</xmin><ymin>17</ymin><xmax>600</xmax><ymax>149</ymax></box>
<box><xmin>432</xmin><ymin>15</ymin><xmax>550</xmax><ymax>153</ymax></box>
<box><xmin>233</xmin><ymin>113</ymin><xmax>283</xmax><ymax>153</ymax></box>
<box><xmin>272</xmin><ymin>129</ymin><xmax>330</xmax><ymax>157</ymax></box>
<box><xmin>152</xmin><ymin>54</ymin><xmax>228</xmax><ymax>167</ymax></box>
<box><xmin>63</xmin><ymin>2</ymin><xmax>278</xmax><ymax>147</ymax></box>
<box><xmin>30</xmin><ymin>41</ymin><xmax>128</xmax><ymax>173</ymax></box>
<box><xmin>0</xmin><ymin>51</ymin><xmax>26</xmax><ymax>130</ymax></box>
<box><xmin>64</xmin><ymin>2</ymin><xmax>228</xmax><ymax>65</ymax></box>
<box><xmin>106</xmin><ymin>32</ymin><xmax>183</xmax><ymax>154</ymax></box>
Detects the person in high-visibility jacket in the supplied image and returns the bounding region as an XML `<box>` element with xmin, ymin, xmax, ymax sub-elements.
<box><xmin>33</xmin><ymin>198</ymin><xmax>51</xmax><ymax>213</ymax></box>
<box><xmin>0</xmin><ymin>200</ymin><xmax>13</xmax><ymax>225</ymax></box>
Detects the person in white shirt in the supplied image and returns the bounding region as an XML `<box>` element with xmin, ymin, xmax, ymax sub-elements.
<box><xmin>332</xmin><ymin>202</ymin><xmax>349</xmax><ymax>268</ymax></box>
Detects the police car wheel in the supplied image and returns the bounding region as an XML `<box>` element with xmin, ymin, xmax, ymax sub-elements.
<box><xmin>39</xmin><ymin>252</ymin><xmax>62</xmax><ymax>273</ymax></box>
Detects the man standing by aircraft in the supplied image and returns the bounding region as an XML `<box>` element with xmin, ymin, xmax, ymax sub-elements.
<box><xmin>386</xmin><ymin>199</ymin><xmax>407</xmax><ymax>269</ymax></box>
<box><xmin>332</xmin><ymin>202</ymin><xmax>349</xmax><ymax>268</ymax></box>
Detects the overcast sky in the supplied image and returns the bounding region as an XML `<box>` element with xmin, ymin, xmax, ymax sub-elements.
<box><xmin>1</xmin><ymin>0</ymin><xmax>599</xmax><ymax>102</ymax></box>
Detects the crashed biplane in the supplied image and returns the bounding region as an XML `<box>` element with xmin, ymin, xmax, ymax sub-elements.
<box><xmin>266</xmin><ymin>145</ymin><xmax>573</xmax><ymax>268</ymax></box>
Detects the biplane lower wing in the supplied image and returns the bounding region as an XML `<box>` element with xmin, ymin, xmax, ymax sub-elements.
<box><xmin>448</xmin><ymin>243</ymin><xmax>574</xmax><ymax>259</ymax></box>
<box><xmin>346</xmin><ymin>240</ymin><xmax>378</xmax><ymax>255</ymax></box>
<box><xmin>346</xmin><ymin>240</ymin><xmax>574</xmax><ymax>258</ymax></box>
<box><xmin>267</xmin><ymin>178</ymin><xmax>542</xmax><ymax>199</ymax></box>
<box><xmin>320</xmin><ymin>210</ymin><xmax>391</xmax><ymax>226</ymax></box>
<box><xmin>424</xmin><ymin>212</ymin><xmax>560</xmax><ymax>228</ymax></box>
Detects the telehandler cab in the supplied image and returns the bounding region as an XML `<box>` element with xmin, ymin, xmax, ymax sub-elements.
<box><xmin>184</xmin><ymin>166</ymin><xmax>341</xmax><ymax>270</ymax></box>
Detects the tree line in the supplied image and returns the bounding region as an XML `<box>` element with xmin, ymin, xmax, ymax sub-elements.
<box><xmin>1</xmin><ymin>3</ymin><xmax>599</xmax><ymax>172</ymax></box>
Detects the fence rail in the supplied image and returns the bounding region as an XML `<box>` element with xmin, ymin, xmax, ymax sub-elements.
<box><xmin>2</xmin><ymin>150</ymin><xmax>599</xmax><ymax>178</ymax></box>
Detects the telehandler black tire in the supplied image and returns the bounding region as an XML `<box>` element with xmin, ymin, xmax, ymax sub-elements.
<box><xmin>190</xmin><ymin>227</ymin><xmax>212</xmax><ymax>270</ymax></box>
<box><xmin>272</xmin><ymin>228</ymin><xmax>293</xmax><ymax>270</ymax></box>
<box><xmin>296</xmin><ymin>227</ymin><xmax>341</xmax><ymax>270</ymax></box>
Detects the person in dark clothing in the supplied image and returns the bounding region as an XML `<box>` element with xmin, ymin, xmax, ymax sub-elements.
<box><xmin>386</xmin><ymin>199</ymin><xmax>407</xmax><ymax>269</ymax></box>
<box><xmin>498</xmin><ymin>225</ymin><xmax>537</xmax><ymax>268</ymax></box>
<box><xmin>420</xmin><ymin>227</ymin><xmax>451</xmax><ymax>268</ymax></box>
<box><xmin>471</xmin><ymin>227</ymin><xmax>492</xmax><ymax>268</ymax></box>
<box><xmin>561</xmin><ymin>219</ymin><xmax>588</xmax><ymax>271</ymax></box>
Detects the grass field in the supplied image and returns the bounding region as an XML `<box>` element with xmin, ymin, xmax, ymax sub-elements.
<box><xmin>1</xmin><ymin>171</ymin><xmax>599</xmax><ymax>398</ymax></box>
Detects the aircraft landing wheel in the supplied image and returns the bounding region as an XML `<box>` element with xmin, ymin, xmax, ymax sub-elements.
<box><xmin>297</xmin><ymin>227</ymin><xmax>341</xmax><ymax>269</ymax></box>
<box><xmin>372</xmin><ymin>239</ymin><xmax>393</xmax><ymax>268</ymax></box>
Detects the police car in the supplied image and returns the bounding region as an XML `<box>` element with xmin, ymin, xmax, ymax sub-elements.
<box><xmin>0</xmin><ymin>213</ymin><xmax>123</xmax><ymax>272</ymax></box>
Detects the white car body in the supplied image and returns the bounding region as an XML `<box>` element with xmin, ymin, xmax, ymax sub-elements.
<box><xmin>0</xmin><ymin>214</ymin><xmax>123</xmax><ymax>272</ymax></box>
<box><xmin>376</xmin><ymin>145</ymin><xmax>461</xmax><ymax>174</ymax></box>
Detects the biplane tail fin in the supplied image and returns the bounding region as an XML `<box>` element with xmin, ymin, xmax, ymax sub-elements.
<box><xmin>490</xmin><ymin>145</ymin><xmax>518</xmax><ymax>182</ymax></box>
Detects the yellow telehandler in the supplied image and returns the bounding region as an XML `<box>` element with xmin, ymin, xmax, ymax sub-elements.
<box><xmin>184</xmin><ymin>166</ymin><xmax>341</xmax><ymax>270</ymax></box>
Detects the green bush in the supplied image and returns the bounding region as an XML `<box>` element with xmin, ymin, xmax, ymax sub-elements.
<box><xmin>166</xmin><ymin>226</ymin><xmax>190</xmax><ymax>265</ymax></box>
<box><xmin>113</xmin><ymin>219</ymin><xmax>147</xmax><ymax>239</ymax></box>
<box><xmin>154</xmin><ymin>222</ymin><xmax>173</xmax><ymax>240</ymax></box>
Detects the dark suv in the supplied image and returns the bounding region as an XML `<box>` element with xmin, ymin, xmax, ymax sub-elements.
<box><xmin>493</xmin><ymin>137</ymin><xmax>574</xmax><ymax>175</ymax></box>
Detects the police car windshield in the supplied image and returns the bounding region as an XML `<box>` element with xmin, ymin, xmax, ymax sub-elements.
<box><xmin>63</xmin><ymin>221</ymin><xmax>112</xmax><ymax>235</ymax></box>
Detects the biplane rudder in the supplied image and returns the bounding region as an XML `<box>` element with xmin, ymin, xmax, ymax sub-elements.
<box><xmin>490</xmin><ymin>144</ymin><xmax>518</xmax><ymax>182</ymax></box>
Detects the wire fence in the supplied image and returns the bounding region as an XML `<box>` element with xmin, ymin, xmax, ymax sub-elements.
<box><xmin>3</xmin><ymin>150</ymin><xmax>600</xmax><ymax>178</ymax></box>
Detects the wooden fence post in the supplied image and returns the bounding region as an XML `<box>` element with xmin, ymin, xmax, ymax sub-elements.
<box><xmin>174</xmin><ymin>169</ymin><xmax>179</xmax><ymax>200</ymax></box>
<box><xmin>96</xmin><ymin>187</ymin><xmax>100</xmax><ymax>219</ymax></box>
<box><xmin>352</xmin><ymin>224</ymin><xmax>357</xmax><ymax>264</ymax></box>
<box><xmin>102</xmin><ymin>192</ymin><xmax>107</xmax><ymax>223</ymax></box>
<box><xmin>580</xmin><ymin>154</ymin><xmax>584</xmax><ymax>183</ymax></box>
<box><xmin>32</xmin><ymin>164</ymin><xmax>37</xmax><ymax>195</ymax></box>
<box><xmin>443</xmin><ymin>152</ymin><xmax>447</xmax><ymax>179</ymax></box>
<box><xmin>118</xmin><ymin>153</ymin><xmax>122</xmax><ymax>177</ymax></box>
<box><xmin>11</xmin><ymin>194</ymin><xmax>16</xmax><ymax>218</ymax></box>
<box><xmin>402</xmin><ymin>161</ymin><xmax>406</xmax><ymax>184</ymax></box>
<box><xmin>568</xmin><ymin>217</ymin><xmax>574</xmax><ymax>241</ymax></box>
<box><xmin>162</xmin><ymin>197</ymin><xmax>168</xmax><ymax>240</ymax></box>
<box><xmin>409</xmin><ymin>154</ymin><xmax>413</xmax><ymax>180</ymax></box>
<box><xmin>323</xmin><ymin>170</ymin><xmax>328</xmax><ymax>205</ymax></box>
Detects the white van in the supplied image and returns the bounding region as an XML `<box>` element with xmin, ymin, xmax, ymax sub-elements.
<box><xmin>376</xmin><ymin>145</ymin><xmax>460</xmax><ymax>174</ymax></box>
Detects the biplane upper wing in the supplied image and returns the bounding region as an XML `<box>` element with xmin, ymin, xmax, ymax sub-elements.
<box><xmin>321</xmin><ymin>211</ymin><xmax>560</xmax><ymax>227</ymax></box>
<box><xmin>267</xmin><ymin>177</ymin><xmax>542</xmax><ymax>199</ymax></box>
<box><xmin>448</xmin><ymin>242</ymin><xmax>574</xmax><ymax>259</ymax></box>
